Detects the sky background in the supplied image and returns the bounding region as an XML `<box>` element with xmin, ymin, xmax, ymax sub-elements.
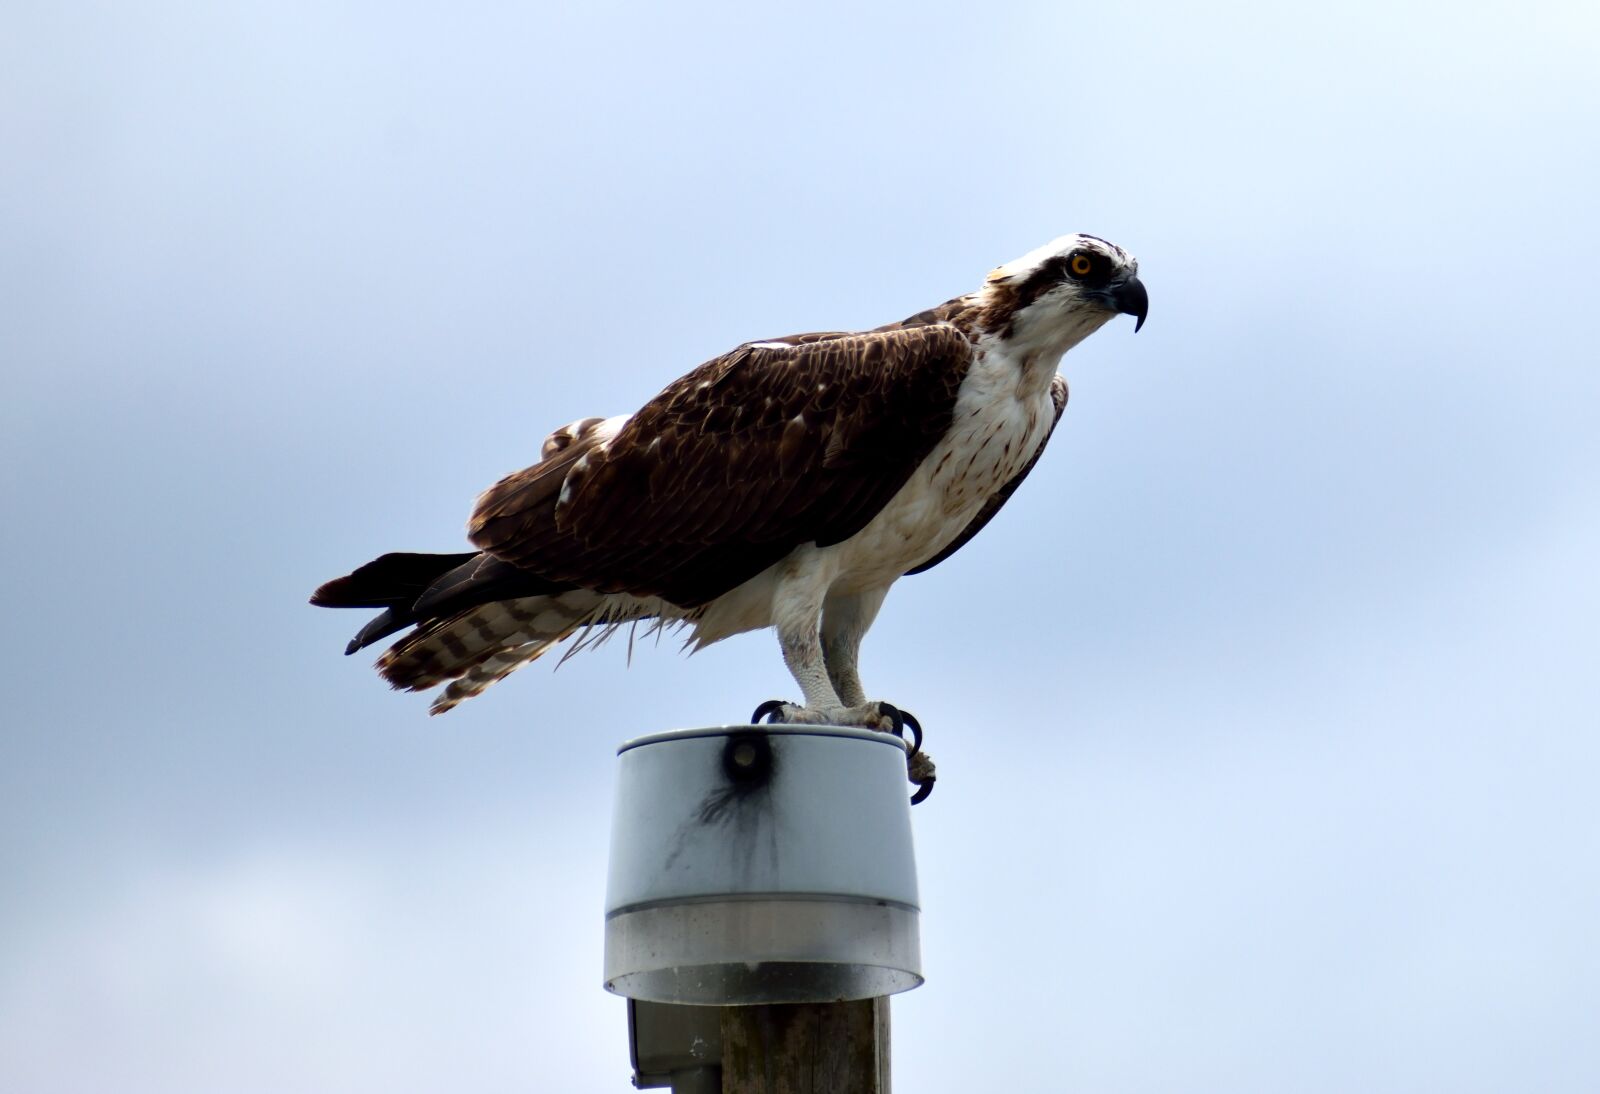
<box><xmin>3</xmin><ymin>1</ymin><xmax>1598</xmax><ymax>1091</ymax></box>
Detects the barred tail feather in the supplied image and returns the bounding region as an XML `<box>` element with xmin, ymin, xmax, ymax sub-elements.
<box><xmin>425</xmin><ymin>639</ymin><xmax>561</xmax><ymax>715</ymax></box>
<box><xmin>375</xmin><ymin>591</ymin><xmax>666</xmax><ymax>714</ymax></box>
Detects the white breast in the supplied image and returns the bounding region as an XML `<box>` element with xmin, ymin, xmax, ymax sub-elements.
<box><xmin>829</xmin><ymin>344</ymin><xmax>1057</xmax><ymax>589</ymax></box>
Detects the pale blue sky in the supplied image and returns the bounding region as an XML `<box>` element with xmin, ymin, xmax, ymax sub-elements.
<box><xmin>3</xmin><ymin>2</ymin><xmax>1597</xmax><ymax>1091</ymax></box>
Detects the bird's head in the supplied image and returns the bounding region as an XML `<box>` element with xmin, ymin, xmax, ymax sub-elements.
<box><xmin>977</xmin><ymin>233</ymin><xmax>1147</xmax><ymax>354</ymax></box>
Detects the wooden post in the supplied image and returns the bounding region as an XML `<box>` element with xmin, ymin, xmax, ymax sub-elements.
<box><xmin>719</xmin><ymin>997</ymin><xmax>891</xmax><ymax>1094</ymax></box>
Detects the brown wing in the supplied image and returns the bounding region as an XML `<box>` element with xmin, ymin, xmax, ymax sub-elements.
<box><xmin>904</xmin><ymin>372</ymin><xmax>1068</xmax><ymax>576</ymax></box>
<box><xmin>469</xmin><ymin>325</ymin><xmax>975</xmax><ymax>607</ymax></box>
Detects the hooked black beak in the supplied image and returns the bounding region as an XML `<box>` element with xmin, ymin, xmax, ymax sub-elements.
<box><xmin>1111</xmin><ymin>274</ymin><xmax>1148</xmax><ymax>332</ymax></box>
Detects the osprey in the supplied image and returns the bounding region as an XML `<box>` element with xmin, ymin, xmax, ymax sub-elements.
<box><xmin>313</xmin><ymin>233</ymin><xmax>1147</xmax><ymax>796</ymax></box>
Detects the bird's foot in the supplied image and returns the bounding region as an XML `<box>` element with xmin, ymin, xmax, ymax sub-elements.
<box><xmin>907</xmin><ymin>748</ymin><xmax>937</xmax><ymax>805</ymax></box>
<box><xmin>750</xmin><ymin>699</ymin><xmax>832</xmax><ymax>726</ymax></box>
<box><xmin>749</xmin><ymin>699</ymin><xmax>936</xmax><ymax>804</ymax></box>
<box><xmin>749</xmin><ymin>698</ymin><xmax>906</xmax><ymax>732</ymax></box>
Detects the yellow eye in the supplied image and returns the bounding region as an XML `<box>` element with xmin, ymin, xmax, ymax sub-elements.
<box><xmin>1069</xmin><ymin>254</ymin><xmax>1094</xmax><ymax>277</ymax></box>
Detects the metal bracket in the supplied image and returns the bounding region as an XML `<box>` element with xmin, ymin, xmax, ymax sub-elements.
<box><xmin>629</xmin><ymin>999</ymin><xmax>722</xmax><ymax>1092</ymax></box>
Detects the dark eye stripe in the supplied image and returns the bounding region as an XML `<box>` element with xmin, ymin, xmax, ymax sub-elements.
<box><xmin>1011</xmin><ymin>247</ymin><xmax>1114</xmax><ymax>309</ymax></box>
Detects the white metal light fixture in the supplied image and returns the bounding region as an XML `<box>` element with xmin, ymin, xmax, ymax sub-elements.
<box><xmin>603</xmin><ymin>724</ymin><xmax>923</xmax><ymax>1006</ymax></box>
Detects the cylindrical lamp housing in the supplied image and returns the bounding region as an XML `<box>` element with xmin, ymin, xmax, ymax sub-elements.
<box><xmin>603</xmin><ymin>725</ymin><xmax>922</xmax><ymax>1005</ymax></box>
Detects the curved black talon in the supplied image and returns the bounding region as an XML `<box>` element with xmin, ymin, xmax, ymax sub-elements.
<box><xmin>879</xmin><ymin>703</ymin><xmax>924</xmax><ymax>756</ymax></box>
<box><xmin>897</xmin><ymin>708</ymin><xmax>923</xmax><ymax>757</ymax></box>
<box><xmin>881</xmin><ymin>706</ymin><xmax>930</xmax><ymax>805</ymax></box>
<box><xmin>875</xmin><ymin>701</ymin><xmax>905</xmax><ymax>737</ymax></box>
<box><xmin>750</xmin><ymin>699</ymin><xmax>788</xmax><ymax>724</ymax></box>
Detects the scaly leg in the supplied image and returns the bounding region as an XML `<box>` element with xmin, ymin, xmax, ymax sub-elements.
<box><xmin>821</xmin><ymin>587</ymin><xmax>888</xmax><ymax>708</ymax></box>
<box><xmin>752</xmin><ymin>580</ymin><xmax>892</xmax><ymax>729</ymax></box>
<box><xmin>822</xmin><ymin>587</ymin><xmax>935</xmax><ymax>801</ymax></box>
<box><xmin>750</xmin><ymin>585</ymin><xmax>935</xmax><ymax>801</ymax></box>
